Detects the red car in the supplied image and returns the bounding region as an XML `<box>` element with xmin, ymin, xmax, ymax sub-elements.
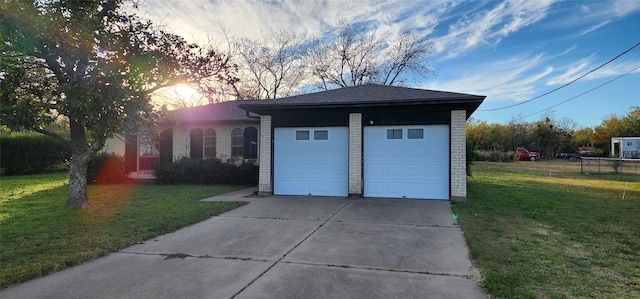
<box><xmin>515</xmin><ymin>147</ymin><xmax>540</xmax><ymax>161</ymax></box>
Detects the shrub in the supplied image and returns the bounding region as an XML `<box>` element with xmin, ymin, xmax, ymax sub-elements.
<box><xmin>87</xmin><ymin>153</ymin><xmax>128</xmax><ymax>184</ymax></box>
<box><xmin>0</xmin><ymin>133</ymin><xmax>71</xmax><ymax>175</ymax></box>
<box><xmin>154</xmin><ymin>157</ymin><xmax>258</xmax><ymax>185</ymax></box>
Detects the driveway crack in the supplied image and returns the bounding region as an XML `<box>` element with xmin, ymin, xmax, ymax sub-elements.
<box><xmin>229</xmin><ymin>199</ymin><xmax>353</xmax><ymax>299</ymax></box>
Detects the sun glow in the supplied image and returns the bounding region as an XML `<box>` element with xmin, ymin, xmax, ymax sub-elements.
<box><xmin>154</xmin><ymin>84</ymin><xmax>205</xmax><ymax>108</ymax></box>
<box><xmin>174</xmin><ymin>84</ymin><xmax>198</xmax><ymax>99</ymax></box>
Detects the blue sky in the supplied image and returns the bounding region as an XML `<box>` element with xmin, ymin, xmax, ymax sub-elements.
<box><xmin>140</xmin><ymin>0</ymin><xmax>640</xmax><ymax>128</ymax></box>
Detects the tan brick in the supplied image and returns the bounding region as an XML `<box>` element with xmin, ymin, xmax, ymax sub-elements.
<box><xmin>258</xmin><ymin>116</ymin><xmax>272</xmax><ymax>194</ymax></box>
<box><xmin>348</xmin><ymin>113</ymin><xmax>363</xmax><ymax>196</ymax></box>
<box><xmin>450</xmin><ymin>110</ymin><xmax>467</xmax><ymax>201</ymax></box>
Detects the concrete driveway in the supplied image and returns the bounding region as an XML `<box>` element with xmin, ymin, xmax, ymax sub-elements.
<box><xmin>2</xmin><ymin>189</ymin><xmax>486</xmax><ymax>299</ymax></box>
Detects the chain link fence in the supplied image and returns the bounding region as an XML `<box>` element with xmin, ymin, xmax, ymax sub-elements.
<box><xmin>580</xmin><ymin>157</ymin><xmax>640</xmax><ymax>181</ymax></box>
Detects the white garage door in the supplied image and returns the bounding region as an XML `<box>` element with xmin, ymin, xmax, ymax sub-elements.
<box><xmin>364</xmin><ymin>125</ymin><xmax>449</xmax><ymax>200</ymax></box>
<box><xmin>274</xmin><ymin>127</ymin><xmax>348</xmax><ymax>196</ymax></box>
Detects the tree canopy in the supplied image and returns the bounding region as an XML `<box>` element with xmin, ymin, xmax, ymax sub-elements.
<box><xmin>0</xmin><ymin>0</ymin><xmax>237</xmax><ymax>208</ymax></box>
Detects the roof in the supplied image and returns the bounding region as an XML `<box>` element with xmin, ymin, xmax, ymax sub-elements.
<box><xmin>169</xmin><ymin>100</ymin><xmax>259</xmax><ymax>124</ymax></box>
<box><xmin>238</xmin><ymin>84</ymin><xmax>485</xmax><ymax>112</ymax></box>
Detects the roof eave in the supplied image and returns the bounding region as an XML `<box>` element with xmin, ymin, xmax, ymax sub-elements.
<box><xmin>239</xmin><ymin>97</ymin><xmax>485</xmax><ymax>113</ymax></box>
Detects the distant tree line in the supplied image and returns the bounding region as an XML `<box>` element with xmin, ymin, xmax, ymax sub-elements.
<box><xmin>467</xmin><ymin>107</ymin><xmax>640</xmax><ymax>158</ymax></box>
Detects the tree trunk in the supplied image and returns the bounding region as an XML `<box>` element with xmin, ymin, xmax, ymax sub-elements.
<box><xmin>67</xmin><ymin>151</ymin><xmax>91</xmax><ymax>209</ymax></box>
<box><xmin>66</xmin><ymin>119</ymin><xmax>91</xmax><ymax>209</ymax></box>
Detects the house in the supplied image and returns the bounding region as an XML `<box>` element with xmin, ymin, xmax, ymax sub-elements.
<box><xmin>611</xmin><ymin>137</ymin><xmax>640</xmax><ymax>158</ymax></box>
<box><xmin>240</xmin><ymin>84</ymin><xmax>484</xmax><ymax>201</ymax></box>
<box><xmin>103</xmin><ymin>100</ymin><xmax>260</xmax><ymax>179</ymax></box>
<box><xmin>105</xmin><ymin>84</ymin><xmax>485</xmax><ymax>201</ymax></box>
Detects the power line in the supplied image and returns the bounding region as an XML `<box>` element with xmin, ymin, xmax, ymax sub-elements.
<box><xmin>517</xmin><ymin>64</ymin><xmax>640</xmax><ymax>121</ymax></box>
<box><xmin>479</xmin><ymin>41</ymin><xmax>640</xmax><ymax>112</ymax></box>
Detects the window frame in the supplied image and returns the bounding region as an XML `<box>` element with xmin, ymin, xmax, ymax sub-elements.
<box><xmin>203</xmin><ymin>128</ymin><xmax>216</xmax><ymax>159</ymax></box>
<box><xmin>231</xmin><ymin>128</ymin><xmax>243</xmax><ymax>157</ymax></box>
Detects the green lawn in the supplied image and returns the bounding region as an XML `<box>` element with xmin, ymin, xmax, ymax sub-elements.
<box><xmin>453</xmin><ymin>161</ymin><xmax>640</xmax><ymax>298</ymax></box>
<box><xmin>0</xmin><ymin>173</ymin><xmax>247</xmax><ymax>289</ymax></box>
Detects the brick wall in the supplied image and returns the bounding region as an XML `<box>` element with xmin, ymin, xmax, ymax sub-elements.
<box><xmin>348</xmin><ymin>113</ymin><xmax>363</xmax><ymax>196</ymax></box>
<box><xmin>450</xmin><ymin>110</ymin><xmax>467</xmax><ymax>201</ymax></box>
<box><xmin>258</xmin><ymin>116</ymin><xmax>272</xmax><ymax>194</ymax></box>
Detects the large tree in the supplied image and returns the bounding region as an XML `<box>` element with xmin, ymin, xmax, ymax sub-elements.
<box><xmin>0</xmin><ymin>0</ymin><xmax>237</xmax><ymax>209</ymax></box>
<box><xmin>231</xmin><ymin>31</ymin><xmax>307</xmax><ymax>99</ymax></box>
<box><xmin>308</xmin><ymin>22</ymin><xmax>434</xmax><ymax>90</ymax></box>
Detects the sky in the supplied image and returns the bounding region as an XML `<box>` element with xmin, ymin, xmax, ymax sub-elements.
<box><xmin>138</xmin><ymin>0</ymin><xmax>640</xmax><ymax>128</ymax></box>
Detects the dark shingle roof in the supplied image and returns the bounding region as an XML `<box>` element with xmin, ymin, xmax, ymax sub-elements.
<box><xmin>239</xmin><ymin>84</ymin><xmax>485</xmax><ymax>110</ymax></box>
<box><xmin>168</xmin><ymin>84</ymin><xmax>485</xmax><ymax>122</ymax></box>
<box><xmin>169</xmin><ymin>100</ymin><xmax>258</xmax><ymax>124</ymax></box>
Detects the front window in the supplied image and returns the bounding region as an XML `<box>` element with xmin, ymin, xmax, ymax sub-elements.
<box><xmin>231</xmin><ymin>128</ymin><xmax>243</xmax><ymax>157</ymax></box>
<box><xmin>204</xmin><ymin>129</ymin><xmax>216</xmax><ymax>158</ymax></box>
<box><xmin>139</xmin><ymin>135</ymin><xmax>159</xmax><ymax>157</ymax></box>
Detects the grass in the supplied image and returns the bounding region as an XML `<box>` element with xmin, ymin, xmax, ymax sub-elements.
<box><xmin>0</xmin><ymin>172</ymin><xmax>248</xmax><ymax>289</ymax></box>
<box><xmin>453</xmin><ymin>160</ymin><xmax>640</xmax><ymax>298</ymax></box>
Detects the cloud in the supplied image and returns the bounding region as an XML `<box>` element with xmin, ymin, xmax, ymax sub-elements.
<box><xmin>546</xmin><ymin>53</ymin><xmax>640</xmax><ymax>85</ymax></box>
<box><xmin>546</xmin><ymin>54</ymin><xmax>596</xmax><ymax>85</ymax></box>
<box><xmin>580</xmin><ymin>20</ymin><xmax>611</xmax><ymax>35</ymax></box>
<box><xmin>541</xmin><ymin>0</ymin><xmax>640</xmax><ymax>33</ymax></box>
<box><xmin>432</xmin><ymin>0</ymin><xmax>557</xmax><ymax>58</ymax></box>
<box><xmin>139</xmin><ymin>0</ymin><xmax>455</xmax><ymax>44</ymax></box>
<box><xmin>612</xmin><ymin>0</ymin><xmax>640</xmax><ymax>16</ymax></box>
<box><xmin>427</xmin><ymin>53</ymin><xmax>553</xmax><ymax>102</ymax></box>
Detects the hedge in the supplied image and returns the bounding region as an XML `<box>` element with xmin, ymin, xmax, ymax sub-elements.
<box><xmin>154</xmin><ymin>157</ymin><xmax>258</xmax><ymax>185</ymax></box>
<box><xmin>0</xmin><ymin>133</ymin><xmax>71</xmax><ymax>175</ymax></box>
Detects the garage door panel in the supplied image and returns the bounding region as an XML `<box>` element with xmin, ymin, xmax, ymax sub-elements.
<box><xmin>294</xmin><ymin>164</ymin><xmax>310</xmax><ymax>176</ymax></box>
<box><xmin>385</xmin><ymin>164</ymin><xmax>404</xmax><ymax>176</ymax></box>
<box><xmin>364</xmin><ymin>125</ymin><xmax>449</xmax><ymax>200</ymax></box>
<box><xmin>274</xmin><ymin>127</ymin><xmax>348</xmax><ymax>197</ymax></box>
<box><xmin>406</xmin><ymin>164</ymin><xmax>425</xmax><ymax>176</ymax></box>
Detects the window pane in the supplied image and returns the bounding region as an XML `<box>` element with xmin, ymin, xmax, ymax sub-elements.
<box><xmin>387</xmin><ymin>129</ymin><xmax>402</xmax><ymax>139</ymax></box>
<box><xmin>204</xmin><ymin>129</ymin><xmax>216</xmax><ymax>159</ymax></box>
<box><xmin>231</xmin><ymin>128</ymin><xmax>243</xmax><ymax>157</ymax></box>
<box><xmin>408</xmin><ymin>129</ymin><xmax>424</xmax><ymax>139</ymax></box>
<box><xmin>139</xmin><ymin>143</ymin><xmax>159</xmax><ymax>157</ymax></box>
<box><xmin>231</xmin><ymin>147</ymin><xmax>243</xmax><ymax>156</ymax></box>
<box><xmin>296</xmin><ymin>130</ymin><xmax>310</xmax><ymax>140</ymax></box>
<box><xmin>204</xmin><ymin>136</ymin><xmax>215</xmax><ymax>147</ymax></box>
<box><xmin>204</xmin><ymin>128</ymin><xmax>216</xmax><ymax>136</ymax></box>
<box><xmin>139</xmin><ymin>135</ymin><xmax>159</xmax><ymax>157</ymax></box>
<box><xmin>314</xmin><ymin>130</ymin><xmax>328</xmax><ymax>140</ymax></box>
<box><xmin>204</xmin><ymin>147</ymin><xmax>216</xmax><ymax>158</ymax></box>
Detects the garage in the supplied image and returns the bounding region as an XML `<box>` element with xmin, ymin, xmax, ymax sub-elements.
<box><xmin>274</xmin><ymin>127</ymin><xmax>349</xmax><ymax>196</ymax></box>
<box><xmin>364</xmin><ymin>125</ymin><xmax>450</xmax><ymax>200</ymax></box>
